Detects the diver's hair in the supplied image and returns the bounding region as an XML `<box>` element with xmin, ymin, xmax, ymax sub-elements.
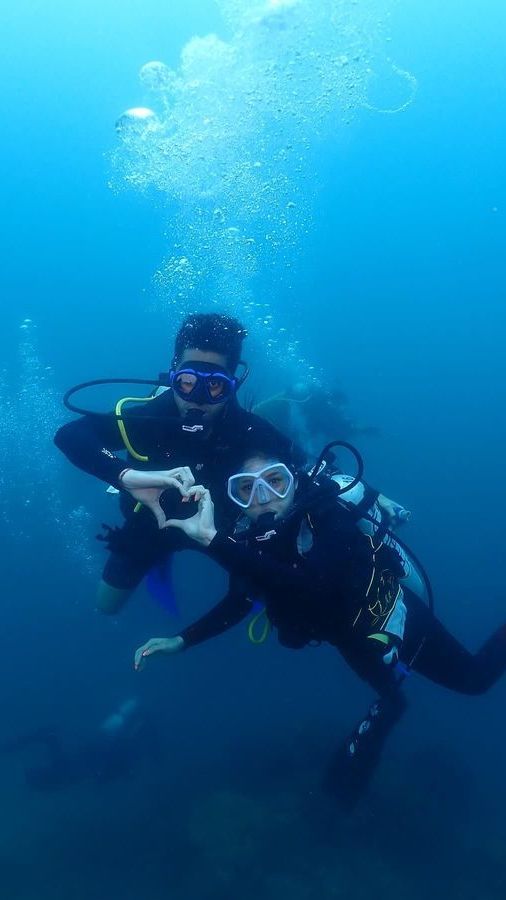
<box><xmin>173</xmin><ymin>313</ymin><xmax>247</xmax><ymax>372</ymax></box>
<box><xmin>239</xmin><ymin>440</ymin><xmax>298</xmax><ymax>474</ymax></box>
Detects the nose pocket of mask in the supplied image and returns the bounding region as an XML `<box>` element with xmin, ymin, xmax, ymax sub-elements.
<box><xmin>254</xmin><ymin>481</ymin><xmax>273</xmax><ymax>505</ymax></box>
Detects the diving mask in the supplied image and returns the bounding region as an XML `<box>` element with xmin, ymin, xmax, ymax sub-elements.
<box><xmin>170</xmin><ymin>361</ymin><xmax>237</xmax><ymax>405</ymax></box>
<box><xmin>228</xmin><ymin>463</ymin><xmax>294</xmax><ymax>509</ymax></box>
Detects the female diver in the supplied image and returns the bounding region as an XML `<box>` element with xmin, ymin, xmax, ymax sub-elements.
<box><xmin>134</xmin><ymin>441</ymin><xmax>506</xmax><ymax>805</ymax></box>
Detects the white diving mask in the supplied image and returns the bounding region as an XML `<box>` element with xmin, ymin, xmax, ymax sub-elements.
<box><xmin>227</xmin><ymin>463</ymin><xmax>294</xmax><ymax>509</ymax></box>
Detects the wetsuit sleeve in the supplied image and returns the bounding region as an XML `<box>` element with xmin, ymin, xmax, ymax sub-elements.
<box><xmin>54</xmin><ymin>415</ymin><xmax>129</xmax><ymax>487</ymax></box>
<box><xmin>206</xmin><ymin>532</ymin><xmax>320</xmax><ymax>595</ymax></box>
<box><xmin>180</xmin><ymin>579</ymin><xmax>254</xmax><ymax>648</ymax></box>
<box><xmin>54</xmin><ymin>393</ymin><xmax>170</xmax><ymax>487</ymax></box>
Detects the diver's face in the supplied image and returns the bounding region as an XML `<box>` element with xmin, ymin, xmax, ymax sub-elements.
<box><xmin>240</xmin><ymin>455</ymin><xmax>296</xmax><ymax>522</ymax></box>
<box><xmin>172</xmin><ymin>349</ymin><xmax>232</xmax><ymax>421</ymax></box>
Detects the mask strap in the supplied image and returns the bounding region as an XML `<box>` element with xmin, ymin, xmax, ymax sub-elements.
<box><xmin>235</xmin><ymin>360</ymin><xmax>249</xmax><ymax>387</ymax></box>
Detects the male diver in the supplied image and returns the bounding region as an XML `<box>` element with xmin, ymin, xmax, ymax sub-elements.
<box><xmin>134</xmin><ymin>440</ymin><xmax>506</xmax><ymax>808</ymax></box>
<box><xmin>55</xmin><ymin>313</ymin><xmax>293</xmax><ymax>614</ymax></box>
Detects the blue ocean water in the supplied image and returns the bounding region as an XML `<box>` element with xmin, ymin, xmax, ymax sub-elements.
<box><xmin>1</xmin><ymin>1</ymin><xmax>505</xmax><ymax>897</ymax></box>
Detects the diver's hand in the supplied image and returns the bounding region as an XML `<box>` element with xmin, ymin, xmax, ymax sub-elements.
<box><xmin>164</xmin><ymin>486</ymin><xmax>217</xmax><ymax>546</ymax></box>
<box><xmin>134</xmin><ymin>636</ymin><xmax>185</xmax><ymax>671</ymax></box>
<box><xmin>120</xmin><ymin>467</ymin><xmax>195</xmax><ymax>493</ymax></box>
<box><xmin>119</xmin><ymin>467</ymin><xmax>195</xmax><ymax>528</ymax></box>
<box><xmin>377</xmin><ymin>494</ymin><xmax>411</xmax><ymax>528</ymax></box>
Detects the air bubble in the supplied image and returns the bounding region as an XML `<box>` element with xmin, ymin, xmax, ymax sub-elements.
<box><xmin>111</xmin><ymin>0</ymin><xmax>413</xmax><ymax>377</ymax></box>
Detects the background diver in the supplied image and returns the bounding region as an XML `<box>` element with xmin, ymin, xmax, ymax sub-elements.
<box><xmin>133</xmin><ymin>440</ymin><xmax>506</xmax><ymax>809</ymax></box>
<box><xmin>0</xmin><ymin>698</ymin><xmax>160</xmax><ymax>790</ymax></box>
<box><xmin>253</xmin><ymin>378</ymin><xmax>379</xmax><ymax>460</ymax></box>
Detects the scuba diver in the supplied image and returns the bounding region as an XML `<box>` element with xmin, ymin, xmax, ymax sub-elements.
<box><xmin>253</xmin><ymin>379</ymin><xmax>379</xmax><ymax>460</ymax></box>
<box><xmin>55</xmin><ymin>313</ymin><xmax>295</xmax><ymax>615</ymax></box>
<box><xmin>133</xmin><ymin>439</ymin><xmax>506</xmax><ymax>809</ymax></box>
<box><xmin>0</xmin><ymin>698</ymin><xmax>159</xmax><ymax>790</ymax></box>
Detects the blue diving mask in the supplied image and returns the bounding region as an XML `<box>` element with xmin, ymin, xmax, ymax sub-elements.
<box><xmin>228</xmin><ymin>463</ymin><xmax>294</xmax><ymax>509</ymax></box>
<box><xmin>170</xmin><ymin>360</ymin><xmax>238</xmax><ymax>405</ymax></box>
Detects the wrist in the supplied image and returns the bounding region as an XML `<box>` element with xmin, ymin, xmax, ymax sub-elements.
<box><xmin>201</xmin><ymin>528</ymin><xmax>217</xmax><ymax>547</ymax></box>
<box><xmin>118</xmin><ymin>468</ymin><xmax>132</xmax><ymax>484</ymax></box>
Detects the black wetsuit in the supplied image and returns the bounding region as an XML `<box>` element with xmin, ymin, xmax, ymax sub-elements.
<box><xmin>179</xmin><ymin>480</ymin><xmax>506</xmax><ymax>803</ymax></box>
<box><xmin>55</xmin><ymin>390</ymin><xmax>292</xmax><ymax>590</ymax></box>
<box><xmin>181</xmin><ymin>481</ymin><xmax>506</xmax><ymax>693</ymax></box>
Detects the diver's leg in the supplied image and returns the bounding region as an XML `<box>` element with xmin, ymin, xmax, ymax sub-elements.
<box><xmin>96</xmin><ymin>579</ymin><xmax>133</xmax><ymax>615</ymax></box>
<box><xmin>395</xmin><ymin>589</ymin><xmax>506</xmax><ymax>694</ymax></box>
<box><xmin>393</xmin><ymin>589</ymin><xmax>506</xmax><ymax>694</ymax></box>
<box><xmin>96</xmin><ymin>546</ymin><xmax>146</xmax><ymax>614</ymax></box>
<box><xmin>324</xmin><ymin>686</ymin><xmax>406</xmax><ymax>811</ymax></box>
<box><xmin>324</xmin><ymin>640</ymin><xmax>407</xmax><ymax>809</ymax></box>
<box><xmin>412</xmin><ymin>618</ymin><xmax>506</xmax><ymax>695</ymax></box>
<box><xmin>96</xmin><ymin>515</ymin><xmax>168</xmax><ymax>615</ymax></box>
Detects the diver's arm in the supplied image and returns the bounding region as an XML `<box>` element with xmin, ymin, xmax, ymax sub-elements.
<box><xmin>54</xmin><ymin>414</ymin><xmax>130</xmax><ymax>487</ymax></box>
<box><xmin>54</xmin><ymin>394</ymin><xmax>174</xmax><ymax>489</ymax></box>
<box><xmin>376</xmin><ymin>494</ymin><xmax>411</xmax><ymax>526</ymax></box>
<box><xmin>331</xmin><ymin>475</ymin><xmax>410</xmax><ymax>528</ymax></box>
<box><xmin>179</xmin><ymin>582</ymin><xmax>254</xmax><ymax>648</ymax></box>
<box><xmin>135</xmin><ymin>583</ymin><xmax>253</xmax><ymax>670</ymax></box>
